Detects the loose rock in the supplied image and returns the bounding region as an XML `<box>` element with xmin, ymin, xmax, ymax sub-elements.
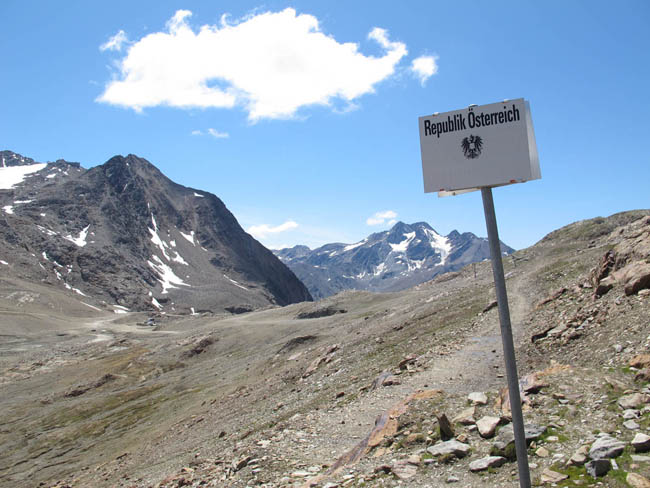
<box><xmin>437</xmin><ymin>413</ymin><xmax>455</xmax><ymax>441</ymax></box>
<box><xmin>469</xmin><ymin>456</ymin><xmax>506</xmax><ymax>472</ymax></box>
<box><xmin>452</xmin><ymin>406</ymin><xmax>476</xmax><ymax>425</ymax></box>
<box><xmin>627</xmin><ymin>473</ymin><xmax>650</xmax><ymax>488</ymax></box>
<box><xmin>540</xmin><ymin>468</ymin><xmax>568</xmax><ymax>483</ymax></box>
<box><xmin>589</xmin><ymin>436</ymin><xmax>625</xmax><ymax>460</ymax></box>
<box><xmin>619</xmin><ymin>393</ymin><xmax>646</xmax><ymax>409</ymax></box>
<box><xmin>568</xmin><ymin>445</ymin><xmax>589</xmax><ymax>466</ymax></box>
<box><xmin>632</xmin><ymin>433</ymin><xmax>650</xmax><ymax>452</ymax></box>
<box><xmin>585</xmin><ymin>459</ymin><xmax>612</xmax><ymax>477</ymax></box>
<box><xmin>427</xmin><ymin>439</ymin><xmax>471</xmax><ymax>458</ymax></box>
<box><xmin>476</xmin><ymin>416</ymin><xmax>500</xmax><ymax>439</ymax></box>
<box><xmin>468</xmin><ymin>392</ymin><xmax>487</xmax><ymax>405</ymax></box>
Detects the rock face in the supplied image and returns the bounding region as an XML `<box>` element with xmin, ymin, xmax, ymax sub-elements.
<box><xmin>275</xmin><ymin>221</ymin><xmax>514</xmax><ymax>299</ymax></box>
<box><xmin>590</xmin><ymin>216</ymin><xmax>650</xmax><ymax>298</ymax></box>
<box><xmin>0</xmin><ymin>151</ymin><xmax>312</xmax><ymax>313</ymax></box>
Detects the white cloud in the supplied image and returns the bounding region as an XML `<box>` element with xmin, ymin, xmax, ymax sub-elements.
<box><xmin>97</xmin><ymin>8</ymin><xmax>408</xmax><ymax>120</ymax></box>
<box><xmin>367</xmin><ymin>210</ymin><xmax>397</xmax><ymax>226</ymax></box>
<box><xmin>410</xmin><ymin>55</ymin><xmax>438</xmax><ymax>85</ymax></box>
<box><xmin>191</xmin><ymin>128</ymin><xmax>229</xmax><ymax>138</ymax></box>
<box><xmin>248</xmin><ymin>220</ymin><xmax>299</xmax><ymax>239</ymax></box>
<box><xmin>207</xmin><ymin>128</ymin><xmax>229</xmax><ymax>138</ymax></box>
<box><xmin>100</xmin><ymin>30</ymin><xmax>129</xmax><ymax>52</ymax></box>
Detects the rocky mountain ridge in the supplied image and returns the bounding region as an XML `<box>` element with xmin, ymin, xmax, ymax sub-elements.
<box><xmin>0</xmin><ymin>150</ymin><xmax>312</xmax><ymax>314</ymax></box>
<box><xmin>275</xmin><ymin>221</ymin><xmax>514</xmax><ymax>299</ymax></box>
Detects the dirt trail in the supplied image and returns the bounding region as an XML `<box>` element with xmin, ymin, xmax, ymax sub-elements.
<box><xmin>295</xmin><ymin>269</ymin><xmax>536</xmax><ymax>477</ymax></box>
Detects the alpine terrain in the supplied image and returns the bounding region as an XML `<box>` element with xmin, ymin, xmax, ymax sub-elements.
<box><xmin>1</xmin><ymin>210</ymin><xmax>650</xmax><ymax>488</ymax></box>
<box><xmin>0</xmin><ymin>150</ymin><xmax>312</xmax><ymax>315</ymax></box>
<box><xmin>275</xmin><ymin>221</ymin><xmax>514</xmax><ymax>299</ymax></box>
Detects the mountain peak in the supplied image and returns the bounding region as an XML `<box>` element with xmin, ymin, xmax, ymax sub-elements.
<box><xmin>1</xmin><ymin>151</ymin><xmax>312</xmax><ymax>312</ymax></box>
<box><xmin>1</xmin><ymin>150</ymin><xmax>38</xmax><ymax>168</ymax></box>
<box><xmin>274</xmin><ymin>220</ymin><xmax>514</xmax><ymax>299</ymax></box>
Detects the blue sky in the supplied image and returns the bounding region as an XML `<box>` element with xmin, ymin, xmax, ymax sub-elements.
<box><xmin>1</xmin><ymin>1</ymin><xmax>648</xmax><ymax>250</ymax></box>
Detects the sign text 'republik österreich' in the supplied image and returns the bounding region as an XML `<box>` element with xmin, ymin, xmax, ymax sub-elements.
<box><xmin>419</xmin><ymin>98</ymin><xmax>540</xmax><ymax>195</ymax></box>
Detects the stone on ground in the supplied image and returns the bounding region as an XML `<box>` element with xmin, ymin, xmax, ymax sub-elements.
<box><xmin>452</xmin><ymin>406</ymin><xmax>476</xmax><ymax>425</ymax></box>
<box><xmin>468</xmin><ymin>392</ymin><xmax>487</xmax><ymax>405</ymax></box>
<box><xmin>632</xmin><ymin>433</ymin><xmax>650</xmax><ymax>452</ymax></box>
<box><xmin>540</xmin><ymin>468</ymin><xmax>568</xmax><ymax>483</ymax></box>
<box><xmin>619</xmin><ymin>393</ymin><xmax>646</xmax><ymax>409</ymax></box>
<box><xmin>628</xmin><ymin>472</ymin><xmax>650</xmax><ymax>488</ymax></box>
<box><xmin>476</xmin><ymin>416</ymin><xmax>500</xmax><ymax>438</ymax></box>
<box><xmin>589</xmin><ymin>436</ymin><xmax>625</xmax><ymax>460</ymax></box>
<box><xmin>469</xmin><ymin>456</ymin><xmax>506</xmax><ymax>472</ymax></box>
<box><xmin>427</xmin><ymin>439</ymin><xmax>471</xmax><ymax>458</ymax></box>
<box><xmin>585</xmin><ymin>459</ymin><xmax>612</xmax><ymax>477</ymax></box>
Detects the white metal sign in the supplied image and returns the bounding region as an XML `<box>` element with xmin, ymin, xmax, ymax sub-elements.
<box><xmin>419</xmin><ymin>98</ymin><xmax>540</xmax><ymax>195</ymax></box>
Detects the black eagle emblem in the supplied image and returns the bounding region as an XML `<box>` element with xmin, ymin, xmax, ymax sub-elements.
<box><xmin>461</xmin><ymin>134</ymin><xmax>483</xmax><ymax>159</ymax></box>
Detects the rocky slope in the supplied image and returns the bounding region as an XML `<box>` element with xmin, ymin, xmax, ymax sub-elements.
<box><xmin>275</xmin><ymin>221</ymin><xmax>514</xmax><ymax>299</ymax></box>
<box><xmin>2</xmin><ymin>210</ymin><xmax>650</xmax><ymax>487</ymax></box>
<box><xmin>0</xmin><ymin>150</ymin><xmax>312</xmax><ymax>315</ymax></box>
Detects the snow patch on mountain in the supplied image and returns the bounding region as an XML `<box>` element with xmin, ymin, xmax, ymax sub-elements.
<box><xmin>344</xmin><ymin>239</ymin><xmax>367</xmax><ymax>252</ymax></box>
<box><xmin>64</xmin><ymin>225</ymin><xmax>90</xmax><ymax>247</ymax></box>
<box><xmin>148</xmin><ymin>255</ymin><xmax>189</xmax><ymax>294</ymax></box>
<box><xmin>389</xmin><ymin>232</ymin><xmax>416</xmax><ymax>253</ymax></box>
<box><xmin>180</xmin><ymin>230</ymin><xmax>196</xmax><ymax>245</ymax></box>
<box><xmin>424</xmin><ymin>228</ymin><xmax>451</xmax><ymax>265</ymax></box>
<box><xmin>224</xmin><ymin>274</ymin><xmax>248</xmax><ymax>291</ymax></box>
<box><xmin>37</xmin><ymin>225</ymin><xmax>58</xmax><ymax>237</ymax></box>
<box><xmin>0</xmin><ymin>163</ymin><xmax>47</xmax><ymax>189</ymax></box>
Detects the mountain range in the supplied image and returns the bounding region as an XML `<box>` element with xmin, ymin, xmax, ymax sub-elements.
<box><xmin>275</xmin><ymin>221</ymin><xmax>514</xmax><ymax>299</ymax></box>
<box><xmin>0</xmin><ymin>150</ymin><xmax>312</xmax><ymax>315</ymax></box>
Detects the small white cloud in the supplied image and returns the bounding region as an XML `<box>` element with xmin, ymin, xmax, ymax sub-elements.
<box><xmin>207</xmin><ymin>128</ymin><xmax>229</xmax><ymax>138</ymax></box>
<box><xmin>248</xmin><ymin>220</ymin><xmax>299</xmax><ymax>239</ymax></box>
<box><xmin>367</xmin><ymin>210</ymin><xmax>397</xmax><ymax>226</ymax></box>
<box><xmin>410</xmin><ymin>55</ymin><xmax>438</xmax><ymax>85</ymax></box>
<box><xmin>97</xmin><ymin>8</ymin><xmax>408</xmax><ymax>120</ymax></box>
<box><xmin>191</xmin><ymin>128</ymin><xmax>229</xmax><ymax>138</ymax></box>
<box><xmin>100</xmin><ymin>30</ymin><xmax>129</xmax><ymax>52</ymax></box>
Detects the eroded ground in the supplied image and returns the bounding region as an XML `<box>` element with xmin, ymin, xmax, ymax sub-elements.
<box><xmin>1</xmin><ymin>211</ymin><xmax>650</xmax><ymax>487</ymax></box>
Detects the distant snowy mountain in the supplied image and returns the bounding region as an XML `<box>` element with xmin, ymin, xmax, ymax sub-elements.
<box><xmin>0</xmin><ymin>150</ymin><xmax>311</xmax><ymax>314</ymax></box>
<box><xmin>275</xmin><ymin>221</ymin><xmax>514</xmax><ymax>299</ymax></box>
